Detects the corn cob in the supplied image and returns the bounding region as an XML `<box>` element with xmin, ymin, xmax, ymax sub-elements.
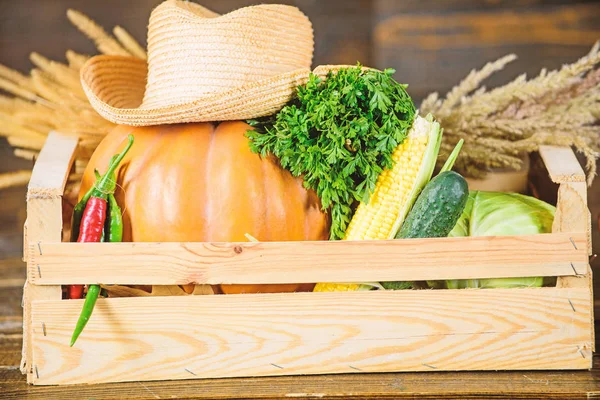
<box><xmin>313</xmin><ymin>282</ymin><xmax>383</xmax><ymax>292</ymax></box>
<box><xmin>314</xmin><ymin>114</ymin><xmax>442</xmax><ymax>292</ymax></box>
<box><xmin>313</xmin><ymin>282</ymin><xmax>363</xmax><ymax>292</ymax></box>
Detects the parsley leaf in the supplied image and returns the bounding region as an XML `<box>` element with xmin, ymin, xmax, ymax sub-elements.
<box><xmin>247</xmin><ymin>65</ymin><xmax>416</xmax><ymax>240</ymax></box>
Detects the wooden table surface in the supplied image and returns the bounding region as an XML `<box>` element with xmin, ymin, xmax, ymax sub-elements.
<box><xmin>0</xmin><ymin>184</ymin><xmax>599</xmax><ymax>399</ymax></box>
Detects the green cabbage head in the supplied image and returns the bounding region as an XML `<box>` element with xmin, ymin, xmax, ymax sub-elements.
<box><xmin>445</xmin><ymin>191</ymin><xmax>555</xmax><ymax>289</ymax></box>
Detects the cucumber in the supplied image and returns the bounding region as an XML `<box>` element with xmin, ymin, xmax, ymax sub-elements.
<box><xmin>396</xmin><ymin>170</ymin><xmax>469</xmax><ymax>239</ymax></box>
<box><xmin>381</xmin><ymin>171</ymin><xmax>468</xmax><ymax>290</ymax></box>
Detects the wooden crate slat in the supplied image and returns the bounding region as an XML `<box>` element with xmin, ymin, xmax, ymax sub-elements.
<box><xmin>30</xmin><ymin>287</ymin><xmax>593</xmax><ymax>385</ymax></box>
<box><xmin>27</xmin><ymin>131</ymin><xmax>78</xmax><ymax>198</ymax></box>
<box><xmin>28</xmin><ymin>232</ymin><xmax>588</xmax><ymax>285</ymax></box>
<box><xmin>538</xmin><ymin>145</ymin><xmax>586</xmax><ymax>184</ymax></box>
<box><xmin>553</xmin><ymin>182</ymin><xmax>592</xmax><ymax>258</ymax></box>
<box><xmin>22</xmin><ymin>131</ymin><xmax>78</xmax><ymax>383</ymax></box>
<box><xmin>551</xmin><ymin>181</ymin><xmax>595</xmax><ymax>351</ymax></box>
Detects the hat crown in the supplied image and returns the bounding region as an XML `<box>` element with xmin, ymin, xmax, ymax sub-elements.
<box><xmin>141</xmin><ymin>0</ymin><xmax>314</xmax><ymax>109</ymax></box>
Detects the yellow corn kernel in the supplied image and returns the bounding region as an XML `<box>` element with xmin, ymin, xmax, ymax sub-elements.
<box><xmin>313</xmin><ymin>282</ymin><xmax>363</xmax><ymax>292</ymax></box>
<box><xmin>344</xmin><ymin>133</ymin><xmax>428</xmax><ymax>241</ymax></box>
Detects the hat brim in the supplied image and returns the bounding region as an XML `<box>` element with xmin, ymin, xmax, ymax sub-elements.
<box><xmin>81</xmin><ymin>55</ymin><xmax>352</xmax><ymax>126</ymax></box>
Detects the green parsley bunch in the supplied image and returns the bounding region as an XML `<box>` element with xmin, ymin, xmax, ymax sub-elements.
<box><xmin>247</xmin><ymin>65</ymin><xmax>416</xmax><ymax>240</ymax></box>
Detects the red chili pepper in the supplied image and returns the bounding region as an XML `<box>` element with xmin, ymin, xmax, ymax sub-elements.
<box><xmin>77</xmin><ymin>197</ymin><xmax>107</xmax><ymax>242</ymax></box>
<box><xmin>69</xmin><ymin>199</ymin><xmax>107</xmax><ymax>299</ymax></box>
<box><xmin>69</xmin><ymin>284</ymin><xmax>84</xmax><ymax>299</ymax></box>
<box><xmin>68</xmin><ymin>135</ymin><xmax>134</xmax><ymax>299</ymax></box>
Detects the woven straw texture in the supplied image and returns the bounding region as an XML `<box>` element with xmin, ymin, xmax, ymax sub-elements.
<box><xmin>80</xmin><ymin>0</ymin><xmax>343</xmax><ymax>125</ymax></box>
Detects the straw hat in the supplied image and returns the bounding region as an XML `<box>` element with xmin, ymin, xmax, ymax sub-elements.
<box><xmin>80</xmin><ymin>0</ymin><xmax>345</xmax><ymax>126</ymax></box>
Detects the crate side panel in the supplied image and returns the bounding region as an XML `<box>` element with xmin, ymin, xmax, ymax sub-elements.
<box><xmin>30</xmin><ymin>288</ymin><xmax>592</xmax><ymax>385</ymax></box>
<box><xmin>28</xmin><ymin>232</ymin><xmax>588</xmax><ymax>285</ymax></box>
<box><xmin>24</xmin><ymin>197</ymin><xmax>68</xmax><ymax>383</ymax></box>
<box><xmin>551</xmin><ymin>179</ymin><xmax>594</xmax><ymax>349</ymax></box>
<box><xmin>553</xmin><ymin>182</ymin><xmax>591</xmax><ymax>258</ymax></box>
<box><xmin>23</xmin><ymin>132</ymin><xmax>78</xmax><ymax>382</ymax></box>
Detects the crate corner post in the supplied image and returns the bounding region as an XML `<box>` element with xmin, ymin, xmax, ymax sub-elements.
<box><xmin>540</xmin><ymin>145</ymin><xmax>595</xmax><ymax>360</ymax></box>
<box><xmin>21</xmin><ymin>131</ymin><xmax>79</xmax><ymax>384</ymax></box>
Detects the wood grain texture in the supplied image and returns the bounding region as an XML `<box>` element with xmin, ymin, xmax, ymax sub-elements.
<box><xmin>552</xmin><ymin>181</ymin><xmax>595</xmax><ymax>353</ymax></box>
<box><xmin>0</xmin><ymin>257</ymin><xmax>25</xmax><ymax>346</ymax></box>
<box><xmin>0</xmin><ymin>186</ymin><xmax>27</xmax><ymax>260</ymax></box>
<box><xmin>0</xmin><ymin>335</ymin><xmax>24</xmax><ymax>369</ymax></box>
<box><xmin>3</xmin><ymin>253</ymin><xmax>597</xmax><ymax>396</ymax></box>
<box><xmin>1</xmin><ymin>250</ymin><xmax>597</xmax><ymax>397</ymax></box>
<box><xmin>374</xmin><ymin>1</ymin><xmax>600</xmax><ymax>101</ymax></box>
<box><xmin>543</xmin><ymin>144</ymin><xmax>595</xmax><ymax>351</ymax></box>
<box><xmin>539</xmin><ymin>146</ymin><xmax>587</xmax><ymax>184</ymax></box>
<box><xmin>4</xmin><ymin>367</ymin><xmax>600</xmax><ymax>400</ymax></box>
<box><xmin>22</xmin><ymin>132</ymin><xmax>77</xmax><ymax>381</ymax></box>
<box><xmin>30</xmin><ymin>287</ymin><xmax>592</xmax><ymax>385</ymax></box>
<box><xmin>27</xmin><ymin>232</ymin><xmax>588</xmax><ymax>285</ymax></box>
<box><xmin>376</xmin><ymin>0</ymin><xmax>600</xmax><ymax>14</ymax></box>
<box><xmin>542</xmin><ymin>144</ymin><xmax>592</xmax><ymax>257</ymax></box>
<box><xmin>375</xmin><ymin>4</ymin><xmax>599</xmax><ymax>50</ymax></box>
<box><xmin>553</xmin><ymin>182</ymin><xmax>592</xmax><ymax>257</ymax></box>
<box><xmin>26</xmin><ymin>131</ymin><xmax>77</xmax><ymax>199</ymax></box>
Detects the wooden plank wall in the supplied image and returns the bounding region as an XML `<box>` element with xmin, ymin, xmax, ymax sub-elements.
<box><xmin>2</xmin><ymin>0</ymin><xmax>598</xmax><ymax>100</ymax></box>
<box><xmin>375</xmin><ymin>0</ymin><xmax>600</xmax><ymax>101</ymax></box>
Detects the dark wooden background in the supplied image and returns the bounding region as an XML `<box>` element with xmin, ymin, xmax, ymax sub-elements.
<box><xmin>2</xmin><ymin>0</ymin><xmax>600</xmax><ymax>101</ymax></box>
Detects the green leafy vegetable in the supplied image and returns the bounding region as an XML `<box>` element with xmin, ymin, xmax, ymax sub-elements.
<box><xmin>445</xmin><ymin>191</ymin><xmax>555</xmax><ymax>289</ymax></box>
<box><xmin>247</xmin><ymin>65</ymin><xmax>416</xmax><ymax>239</ymax></box>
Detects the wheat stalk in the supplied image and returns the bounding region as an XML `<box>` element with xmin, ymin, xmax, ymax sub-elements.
<box><xmin>113</xmin><ymin>26</ymin><xmax>147</xmax><ymax>59</ymax></box>
<box><xmin>66</xmin><ymin>9</ymin><xmax>131</xmax><ymax>56</ymax></box>
<box><xmin>0</xmin><ymin>170</ymin><xmax>32</xmax><ymax>190</ymax></box>
<box><xmin>0</xmin><ymin>65</ymin><xmax>35</xmax><ymax>92</ymax></box>
<box><xmin>66</xmin><ymin>50</ymin><xmax>90</xmax><ymax>70</ymax></box>
<box><xmin>422</xmin><ymin>41</ymin><xmax>600</xmax><ymax>186</ymax></box>
<box><xmin>30</xmin><ymin>52</ymin><xmax>85</xmax><ymax>96</ymax></box>
<box><xmin>0</xmin><ymin>77</ymin><xmax>39</xmax><ymax>102</ymax></box>
<box><xmin>433</xmin><ymin>54</ymin><xmax>517</xmax><ymax>119</ymax></box>
<box><xmin>0</xmin><ymin>9</ymin><xmax>146</xmax><ymax>169</ymax></box>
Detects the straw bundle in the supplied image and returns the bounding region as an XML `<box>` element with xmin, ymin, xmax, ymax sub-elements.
<box><xmin>0</xmin><ymin>10</ymin><xmax>146</xmax><ymax>189</ymax></box>
<box><xmin>421</xmin><ymin>42</ymin><xmax>600</xmax><ymax>186</ymax></box>
<box><xmin>0</xmin><ymin>170</ymin><xmax>32</xmax><ymax>190</ymax></box>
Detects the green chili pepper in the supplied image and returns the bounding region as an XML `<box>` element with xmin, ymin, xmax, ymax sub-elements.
<box><xmin>96</xmin><ymin>166</ymin><xmax>124</xmax><ymax>242</ymax></box>
<box><xmin>105</xmin><ymin>193</ymin><xmax>124</xmax><ymax>242</ymax></box>
<box><xmin>69</xmin><ymin>203</ymin><xmax>123</xmax><ymax>346</ymax></box>
<box><xmin>70</xmin><ymin>144</ymin><xmax>129</xmax><ymax>346</ymax></box>
<box><xmin>70</xmin><ymin>284</ymin><xmax>101</xmax><ymax>346</ymax></box>
<box><xmin>97</xmin><ymin>171</ymin><xmax>107</xmax><ymax>244</ymax></box>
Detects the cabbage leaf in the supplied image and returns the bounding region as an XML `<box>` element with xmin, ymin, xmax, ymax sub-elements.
<box><xmin>445</xmin><ymin>191</ymin><xmax>555</xmax><ymax>289</ymax></box>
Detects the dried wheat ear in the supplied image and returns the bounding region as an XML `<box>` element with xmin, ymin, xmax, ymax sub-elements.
<box><xmin>421</xmin><ymin>41</ymin><xmax>600</xmax><ymax>186</ymax></box>
<box><xmin>0</xmin><ymin>9</ymin><xmax>147</xmax><ymax>188</ymax></box>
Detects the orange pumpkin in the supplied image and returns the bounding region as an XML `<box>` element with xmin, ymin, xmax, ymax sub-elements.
<box><xmin>80</xmin><ymin>122</ymin><xmax>329</xmax><ymax>293</ymax></box>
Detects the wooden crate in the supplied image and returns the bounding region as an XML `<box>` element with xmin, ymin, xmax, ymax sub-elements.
<box><xmin>20</xmin><ymin>132</ymin><xmax>594</xmax><ymax>385</ymax></box>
